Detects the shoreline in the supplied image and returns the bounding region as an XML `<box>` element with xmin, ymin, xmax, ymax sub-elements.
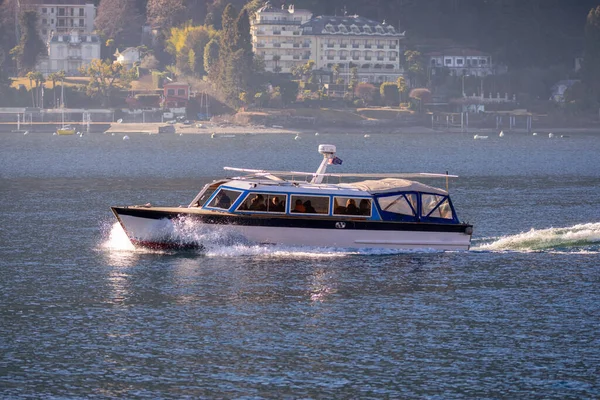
<box><xmin>2</xmin><ymin>121</ymin><xmax>598</xmax><ymax>135</ymax></box>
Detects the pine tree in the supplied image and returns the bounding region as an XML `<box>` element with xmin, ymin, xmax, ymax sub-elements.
<box><xmin>95</xmin><ymin>0</ymin><xmax>142</xmax><ymax>48</ymax></box>
<box><xmin>11</xmin><ymin>11</ymin><xmax>46</xmax><ymax>74</ymax></box>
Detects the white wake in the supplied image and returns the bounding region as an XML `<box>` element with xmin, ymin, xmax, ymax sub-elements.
<box><xmin>473</xmin><ymin>222</ymin><xmax>600</xmax><ymax>252</ymax></box>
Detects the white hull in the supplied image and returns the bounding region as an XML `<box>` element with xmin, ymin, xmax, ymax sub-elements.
<box><xmin>115</xmin><ymin>213</ymin><xmax>471</xmax><ymax>251</ymax></box>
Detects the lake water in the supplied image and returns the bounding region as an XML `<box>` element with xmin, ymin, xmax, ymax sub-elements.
<box><xmin>1</xmin><ymin>130</ymin><xmax>599</xmax><ymax>398</ymax></box>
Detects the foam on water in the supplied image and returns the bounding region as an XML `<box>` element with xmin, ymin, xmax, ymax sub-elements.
<box><xmin>473</xmin><ymin>222</ymin><xmax>600</xmax><ymax>252</ymax></box>
<box><xmin>100</xmin><ymin>218</ymin><xmax>443</xmax><ymax>258</ymax></box>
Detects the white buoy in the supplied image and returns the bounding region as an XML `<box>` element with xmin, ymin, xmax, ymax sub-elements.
<box><xmin>123</xmin><ymin>135</ymin><xmax>130</xmax><ymax>140</ymax></box>
<box><xmin>364</xmin><ymin>134</ymin><xmax>370</xmax><ymax>138</ymax></box>
<box><xmin>23</xmin><ymin>130</ymin><xmax>28</xmax><ymax>135</ymax></box>
<box><xmin>315</xmin><ymin>132</ymin><xmax>319</xmax><ymax>136</ymax></box>
<box><xmin>532</xmin><ymin>132</ymin><xmax>538</xmax><ymax>136</ymax></box>
<box><xmin>111</xmin><ymin>133</ymin><xmax>115</xmax><ymax>136</ymax></box>
<box><xmin>499</xmin><ymin>130</ymin><xmax>504</xmax><ymax>137</ymax></box>
<box><xmin>53</xmin><ymin>132</ymin><xmax>57</xmax><ymax>136</ymax></box>
<box><xmin>294</xmin><ymin>134</ymin><xmax>301</xmax><ymax>140</ymax></box>
<box><xmin>548</xmin><ymin>133</ymin><xmax>554</xmax><ymax>138</ymax></box>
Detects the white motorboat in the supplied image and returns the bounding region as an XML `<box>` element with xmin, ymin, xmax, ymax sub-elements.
<box><xmin>111</xmin><ymin>145</ymin><xmax>473</xmax><ymax>251</ymax></box>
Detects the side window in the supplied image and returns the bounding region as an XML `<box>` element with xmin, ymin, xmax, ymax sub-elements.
<box><xmin>377</xmin><ymin>193</ymin><xmax>416</xmax><ymax>216</ymax></box>
<box><xmin>333</xmin><ymin>197</ymin><xmax>371</xmax><ymax>216</ymax></box>
<box><xmin>421</xmin><ymin>194</ymin><xmax>453</xmax><ymax>219</ymax></box>
<box><xmin>208</xmin><ymin>188</ymin><xmax>241</xmax><ymax>210</ymax></box>
<box><xmin>290</xmin><ymin>195</ymin><xmax>329</xmax><ymax>214</ymax></box>
<box><xmin>237</xmin><ymin>192</ymin><xmax>286</xmax><ymax>213</ymax></box>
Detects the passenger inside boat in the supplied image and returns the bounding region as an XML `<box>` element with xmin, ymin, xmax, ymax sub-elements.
<box><xmin>292</xmin><ymin>199</ymin><xmax>305</xmax><ymax>213</ymax></box>
<box><xmin>345</xmin><ymin>199</ymin><xmax>359</xmax><ymax>215</ymax></box>
<box><xmin>303</xmin><ymin>200</ymin><xmax>316</xmax><ymax>213</ymax></box>
<box><xmin>249</xmin><ymin>194</ymin><xmax>267</xmax><ymax>211</ymax></box>
<box><xmin>359</xmin><ymin>199</ymin><xmax>371</xmax><ymax>215</ymax></box>
<box><xmin>269</xmin><ymin>196</ymin><xmax>285</xmax><ymax>212</ymax></box>
<box><xmin>215</xmin><ymin>191</ymin><xmax>231</xmax><ymax>209</ymax></box>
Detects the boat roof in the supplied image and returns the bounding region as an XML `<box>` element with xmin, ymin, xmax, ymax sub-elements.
<box><xmin>220</xmin><ymin>175</ymin><xmax>448</xmax><ymax>196</ymax></box>
<box><xmin>343</xmin><ymin>178</ymin><xmax>447</xmax><ymax>195</ymax></box>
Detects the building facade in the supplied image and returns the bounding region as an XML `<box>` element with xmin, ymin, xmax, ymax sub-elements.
<box><xmin>251</xmin><ymin>3</ymin><xmax>313</xmax><ymax>74</ymax></box>
<box><xmin>250</xmin><ymin>3</ymin><xmax>406</xmax><ymax>84</ymax></box>
<box><xmin>302</xmin><ymin>15</ymin><xmax>405</xmax><ymax>84</ymax></box>
<box><xmin>36</xmin><ymin>30</ymin><xmax>100</xmax><ymax>74</ymax></box>
<box><xmin>426</xmin><ymin>48</ymin><xmax>494</xmax><ymax>77</ymax></box>
<box><xmin>22</xmin><ymin>0</ymin><xmax>96</xmax><ymax>42</ymax></box>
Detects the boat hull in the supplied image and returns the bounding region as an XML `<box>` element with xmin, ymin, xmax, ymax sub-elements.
<box><xmin>112</xmin><ymin>207</ymin><xmax>472</xmax><ymax>251</ymax></box>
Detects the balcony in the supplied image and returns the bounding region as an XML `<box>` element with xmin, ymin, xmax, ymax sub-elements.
<box><xmin>273</xmin><ymin>31</ymin><xmax>281</xmax><ymax>35</ymax></box>
<box><xmin>327</xmin><ymin>44</ymin><xmax>334</xmax><ymax>48</ymax></box>
<box><xmin>273</xmin><ymin>43</ymin><xmax>281</xmax><ymax>48</ymax></box>
<box><xmin>377</xmin><ymin>45</ymin><xmax>384</xmax><ymax>49</ymax></box>
<box><xmin>365</xmin><ymin>44</ymin><xmax>372</xmax><ymax>49</ymax></box>
<box><xmin>340</xmin><ymin>44</ymin><xmax>347</xmax><ymax>48</ymax></box>
<box><xmin>340</xmin><ymin>56</ymin><xmax>347</xmax><ymax>60</ymax></box>
<box><xmin>293</xmin><ymin>31</ymin><xmax>300</xmax><ymax>35</ymax></box>
<box><xmin>365</xmin><ymin>56</ymin><xmax>372</xmax><ymax>60</ymax></box>
<box><xmin>302</xmin><ymin>55</ymin><xmax>310</xmax><ymax>60</ymax></box>
<box><xmin>293</xmin><ymin>43</ymin><xmax>300</xmax><ymax>48</ymax></box>
<box><xmin>352</xmin><ymin>44</ymin><xmax>359</xmax><ymax>48</ymax></box>
<box><xmin>302</xmin><ymin>43</ymin><xmax>310</xmax><ymax>48</ymax></box>
<box><xmin>256</xmin><ymin>43</ymin><xmax>265</xmax><ymax>48</ymax></box>
<box><xmin>377</xmin><ymin>57</ymin><xmax>384</xmax><ymax>61</ymax></box>
<box><xmin>327</xmin><ymin>56</ymin><xmax>334</xmax><ymax>60</ymax></box>
<box><xmin>293</xmin><ymin>55</ymin><xmax>300</xmax><ymax>60</ymax></box>
<box><xmin>352</xmin><ymin>56</ymin><xmax>359</xmax><ymax>61</ymax></box>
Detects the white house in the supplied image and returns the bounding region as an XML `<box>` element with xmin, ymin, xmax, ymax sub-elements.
<box><xmin>250</xmin><ymin>2</ymin><xmax>406</xmax><ymax>84</ymax></box>
<box><xmin>114</xmin><ymin>47</ymin><xmax>141</xmax><ymax>69</ymax></box>
<box><xmin>250</xmin><ymin>2</ymin><xmax>313</xmax><ymax>73</ymax></box>
<box><xmin>426</xmin><ymin>48</ymin><xmax>494</xmax><ymax>77</ymax></box>
<box><xmin>36</xmin><ymin>30</ymin><xmax>101</xmax><ymax>75</ymax></box>
<box><xmin>550</xmin><ymin>80</ymin><xmax>579</xmax><ymax>102</ymax></box>
<box><xmin>24</xmin><ymin>0</ymin><xmax>96</xmax><ymax>42</ymax></box>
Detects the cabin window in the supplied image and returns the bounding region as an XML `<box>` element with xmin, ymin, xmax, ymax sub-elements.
<box><xmin>207</xmin><ymin>188</ymin><xmax>241</xmax><ymax>210</ymax></box>
<box><xmin>377</xmin><ymin>193</ymin><xmax>417</xmax><ymax>216</ymax></box>
<box><xmin>290</xmin><ymin>195</ymin><xmax>329</xmax><ymax>214</ymax></box>
<box><xmin>421</xmin><ymin>194</ymin><xmax>453</xmax><ymax>219</ymax></box>
<box><xmin>237</xmin><ymin>192</ymin><xmax>286</xmax><ymax>213</ymax></box>
<box><xmin>333</xmin><ymin>197</ymin><xmax>371</xmax><ymax>216</ymax></box>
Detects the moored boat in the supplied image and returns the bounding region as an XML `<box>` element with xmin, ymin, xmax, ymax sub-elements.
<box><xmin>57</xmin><ymin>124</ymin><xmax>75</xmax><ymax>135</ymax></box>
<box><xmin>111</xmin><ymin>145</ymin><xmax>473</xmax><ymax>251</ymax></box>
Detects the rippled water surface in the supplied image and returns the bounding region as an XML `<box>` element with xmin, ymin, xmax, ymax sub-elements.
<box><xmin>1</xmin><ymin>131</ymin><xmax>599</xmax><ymax>398</ymax></box>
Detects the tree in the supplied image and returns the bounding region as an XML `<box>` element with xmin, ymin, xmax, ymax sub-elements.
<box><xmin>396</xmin><ymin>76</ymin><xmax>407</xmax><ymax>103</ymax></box>
<box><xmin>26</xmin><ymin>70</ymin><xmax>44</xmax><ymax>107</ymax></box>
<box><xmin>583</xmin><ymin>5</ymin><xmax>600</xmax><ymax>104</ymax></box>
<box><xmin>332</xmin><ymin>63</ymin><xmax>341</xmax><ymax>83</ymax></box>
<box><xmin>349</xmin><ymin>66</ymin><xmax>359</xmax><ymax>92</ymax></box>
<box><xmin>355</xmin><ymin>82</ymin><xmax>376</xmax><ymax>105</ymax></box>
<box><xmin>166</xmin><ymin>24</ymin><xmax>216</xmax><ymax>76</ymax></box>
<box><xmin>204</xmin><ymin>38</ymin><xmax>220</xmax><ymax>78</ymax></box>
<box><xmin>409</xmin><ymin>88</ymin><xmax>432</xmax><ymax>113</ymax></box>
<box><xmin>380</xmin><ymin>82</ymin><xmax>399</xmax><ymax>106</ymax></box>
<box><xmin>11</xmin><ymin>11</ymin><xmax>46</xmax><ymax>74</ymax></box>
<box><xmin>146</xmin><ymin>0</ymin><xmax>186</xmax><ymax>30</ymax></box>
<box><xmin>95</xmin><ymin>0</ymin><xmax>142</xmax><ymax>49</ymax></box>
<box><xmin>404</xmin><ymin>50</ymin><xmax>425</xmax><ymax>88</ymax></box>
<box><xmin>79</xmin><ymin>59</ymin><xmax>135</xmax><ymax>107</ymax></box>
<box><xmin>213</xmin><ymin>4</ymin><xmax>256</xmax><ymax>105</ymax></box>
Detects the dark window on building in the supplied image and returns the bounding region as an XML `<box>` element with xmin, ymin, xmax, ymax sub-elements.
<box><xmin>167</xmin><ymin>89</ymin><xmax>175</xmax><ymax>96</ymax></box>
<box><xmin>177</xmin><ymin>89</ymin><xmax>186</xmax><ymax>96</ymax></box>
